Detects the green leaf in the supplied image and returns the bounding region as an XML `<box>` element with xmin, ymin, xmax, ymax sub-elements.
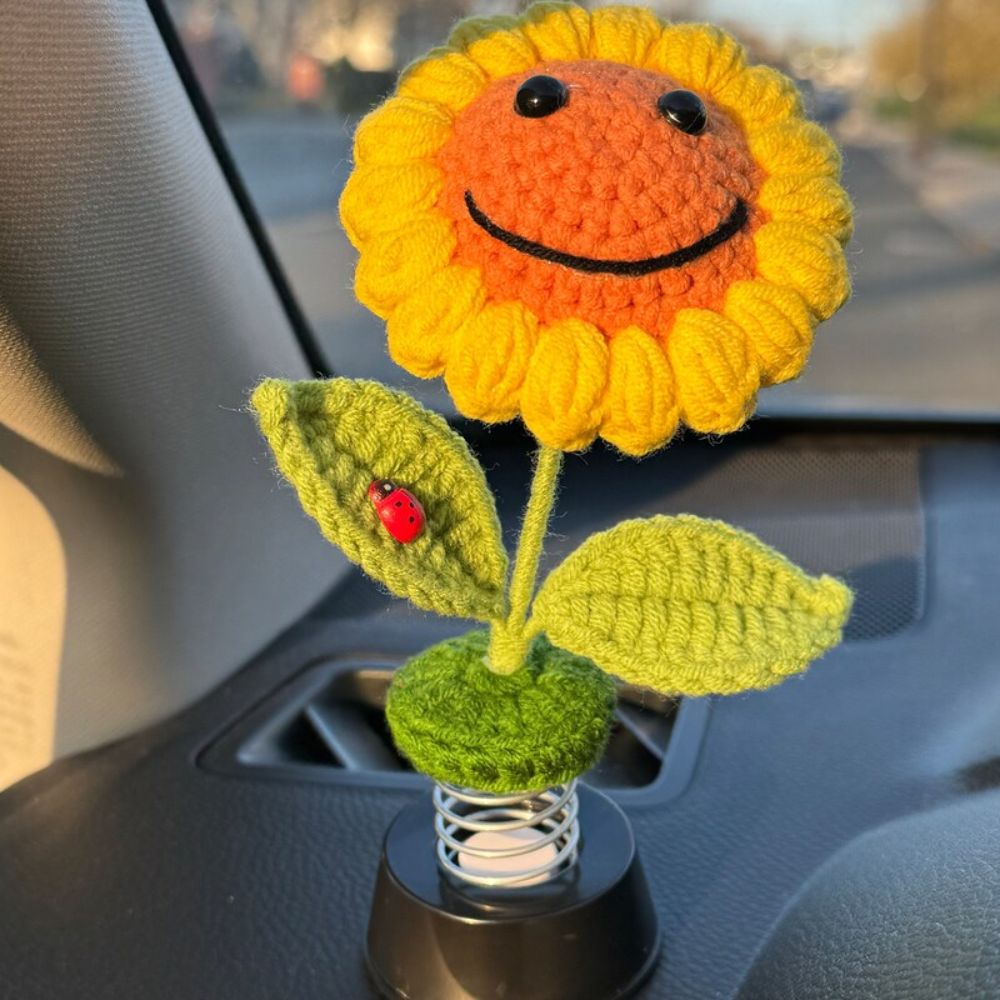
<box><xmin>531</xmin><ymin>515</ymin><xmax>852</xmax><ymax>696</ymax></box>
<box><xmin>251</xmin><ymin>377</ymin><xmax>507</xmax><ymax>620</ymax></box>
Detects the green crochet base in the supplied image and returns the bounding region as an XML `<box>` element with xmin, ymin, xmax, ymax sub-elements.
<box><xmin>385</xmin><ymin>630</ymin><xmax>616</xmax><ymax>793</ymax></box>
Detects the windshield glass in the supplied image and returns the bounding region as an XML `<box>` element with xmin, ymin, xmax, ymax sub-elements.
<box><xmin>165</xmin><ymin>0</ymin><xmax>1000</xmax><ymax>419</ymax></box>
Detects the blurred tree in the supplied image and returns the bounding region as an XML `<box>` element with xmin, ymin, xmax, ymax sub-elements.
<box><xmin>169</xmin><ymin>0</ymin><xmax>264</xmax><ymax>103</ymax></box>
<box><xmin>190</xmin><ymin>0</ymin><xmax>486</xmax><ymax>104</ymax></box>
<box><xmin>394</xmin><ymin>0</ymin><xmax>477</xmax><ymax>65</ymax></box>
<box><xmin>217</xmin><ymin>0</ymin><xmax>398</xmax><ymax>86</ymax></box>
<box><xmin>324</xmin><ymin>57</ymin><xmax>396</xmax><ymax>110</ymax></box>
<box><xmin>870</xmin><ymin>0</ymin><xmax>1000</xmax><ymax>150</ymax></box>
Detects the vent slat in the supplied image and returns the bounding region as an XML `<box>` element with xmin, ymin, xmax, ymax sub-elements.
<box><xmin>614</xmin><ymin>703</ymin><xmax>669</xmax><ymax>762</ymax></box>
<box><xmin>213</xmin><ymin>663</ymin><xmax>682</xmax><ymax>792</ymax></box>
<box><xmin>303</xmin><ymin>702</ymin><xmax>406</xmax><ymax>772</ymax></box>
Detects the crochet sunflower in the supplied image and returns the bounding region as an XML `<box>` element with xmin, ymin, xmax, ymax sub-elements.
<box><xmin>341</xmin><ymin>3</ymin><xmax>851</xmax><ymax>455</ymax></box>
<box><xmin>251</xmin><ymin>3</ymin><xmax>854</xmax><ymax>794</ymax></box>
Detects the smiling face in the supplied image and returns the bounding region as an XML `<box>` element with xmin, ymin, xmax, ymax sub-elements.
<box><xmin>437</xmin><ymin>60</ymin><xmax>764</xmax><ymax>336</ymax></box>
<box><xmin>340</xmin><ymin>5</ymin><xmax>852</xmax><ymax>456</ymax></box>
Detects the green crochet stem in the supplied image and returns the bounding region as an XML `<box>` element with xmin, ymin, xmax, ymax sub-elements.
<box><xmin>487</xmin><ymin>444</ymin><xmax>563</xmax><ymax>674</ymax></box>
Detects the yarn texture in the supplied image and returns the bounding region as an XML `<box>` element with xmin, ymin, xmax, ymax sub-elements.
<box><xmin>531</xmin><ymin>514</ymin><xmax>853</xmax><ymax>695</ymax></box>
<box><xmin>250</xmin><ymin>6</ymin><xmax>858</xmax><ymax>794</ymax></box>
<box><xmin>386</xmin><ymin>629</ymin><xmax>616</xmax><ymax>792</ymax></box>
<box><xmin>340</xmin><ymin>2</ymin><xmax>853</xmax><ymax>456</ymax></box>
<box><xmin>250</xmin><ymin>378</ymin><xmax>507</xmax><ymax>620</ymax></box>
<box><xmin>488</xmin><ymin>445</ymin><xmax>563</xmax><ymax>673</ymax></box>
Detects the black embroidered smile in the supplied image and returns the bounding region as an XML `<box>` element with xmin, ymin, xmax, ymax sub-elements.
<box><xmin>464</xmin><ymin>190</ymin><xmax>748</xmax><ymax>277</ymax></box>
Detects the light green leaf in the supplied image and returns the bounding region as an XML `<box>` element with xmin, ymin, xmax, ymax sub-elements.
<box><xmin>251</xmin><ymin>377</ymin><xmax>507</xmax><ymax>620</ymax></box>
<box><xmin>531</xmin><ymin>515</ymin><xmax>852</xmax><ymax>696</ymax></box>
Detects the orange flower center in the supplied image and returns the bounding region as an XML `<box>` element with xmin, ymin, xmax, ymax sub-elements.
<box><xmin>436</xmin><ymin>60</ymin><xmax>764</xmax><ymax>339</ymax></box>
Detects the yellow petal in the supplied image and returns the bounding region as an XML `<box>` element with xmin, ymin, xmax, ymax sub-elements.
<box><xmin>387</xmin><ymin>266</ymin><xmax>484</xmax><ymax>378</ymax></box>
<box><xmin>667</xmin><ymin>309</ymin><xmax>760</xmax><ymax>434</ymax></box>
<box><xmin>600</xmin><ymin>328</ymin><xmax>680</xmax><ymax>457</ymax></box>
<box><xmin>397</xmin><ymin>48</ymin><xmax>488</xmax><ymax>113</ymax></box>
<box><xmin>754</xmin><ymin>221</ymin><xmax>851</xmax><ymax>321</ymax></box>
<box><xmin>354</xmin><ymin>214</ymin><xmax>455</xmax><ymax>318</ymax></box>
<box><xmin>339</xmin><ymin>162</ymin><xmax>443</xmax><ymax>247</ymax></box>
<box><xmin>521</xmin><ymin>319</ymin><xmax>609</xmax><ymax>451</ymax></box>
<box><xmin>353</xmin><ymin>97</ymin><xmax>453</xmax><ymax>167</ymax></box>
<box><xmin>749</xmin><ymin>119</ymin><xmax>841</xmax><ymax>180</ymax></box>
<box><xmin>449</xmin><ymin>16</ymin><xmax>538</xmax><ymax>79</ymax></box>
<box><xmin>725</xmin><ymin>280</ymin><xmax>814</xmax><ymax>384</ymax></box>
<box><xmin>758</xmin><ymin>174</ymin><xmax>854</xmax><ymax>245</ymax></box>
<box><xmin>520</xmin><ymin>3</ymin><xmax>592</xmax><ymax>60</ymax></box>
<box><xmin>445</xmin><ymin>300</ymin><xmax>539</xmax><ymax>422</ymax></box>
<box><xmin>715</xmin><ymin>65</ymin><xmax>802</xmax><ymax>129</ymax></box>
<box><xmin>645</xmin><ymin>24</ymin><xmax>746</xmax><ymax>92</ymax></box>
<box><xmin>589</xmin><ymin>6</ymin><xmax>663</xmax><ymax>64</ymax></box>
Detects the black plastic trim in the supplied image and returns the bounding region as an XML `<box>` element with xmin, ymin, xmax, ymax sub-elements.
<box><xmin>145</xmin><ymin>0</ymin><xmax>330</xmax><ymax>377</ymax></box>
<box><xmin>199</xmin><ymin>654</ymin><xmax>711</xmax><ymax>806</ymax></box>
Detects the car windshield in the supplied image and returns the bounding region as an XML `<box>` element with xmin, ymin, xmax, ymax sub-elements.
<box><xmin>165</xmin><ymin>0</ymin><xmax>1000</xmax><ymax>420</ymax></box>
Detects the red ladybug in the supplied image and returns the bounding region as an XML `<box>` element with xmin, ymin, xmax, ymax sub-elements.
<box><xmin>368</xmin><ymin>479</ymin><xmax>425</xmax><ymax>543</ymax></box>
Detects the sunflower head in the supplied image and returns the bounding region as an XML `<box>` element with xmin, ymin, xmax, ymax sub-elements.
<box><xmin>340</xmin><ymin>3</ymin><xmax>852</xmax><ymax>456</ymax></box>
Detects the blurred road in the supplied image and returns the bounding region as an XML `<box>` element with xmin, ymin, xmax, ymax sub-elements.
<box><xmin>222</xmin><ymin>112</ymin><xmax>1000</xmax><ymax>418</ymax></box>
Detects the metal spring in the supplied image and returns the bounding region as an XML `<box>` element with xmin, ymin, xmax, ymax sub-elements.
<box><xmin>433</xmin><ymin>780</ymin><xmax>580</xmax><ymax>889</ymax></box>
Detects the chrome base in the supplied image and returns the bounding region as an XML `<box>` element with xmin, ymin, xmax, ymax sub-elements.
<box><xmin>432</xmin><ymin>780</ymin><xmax>580</xmax><ymax>888</ymax></box>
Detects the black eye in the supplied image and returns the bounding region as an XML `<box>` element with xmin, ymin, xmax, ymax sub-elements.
<box><xmin>657</xmin><ymin>90</ymin><xmax>708</xmax><ymax>135</ymax></box>
<box><xmin>514</xmin><ymin>75</ymin><xmax>568</xmax><ymax>118</ymax></box>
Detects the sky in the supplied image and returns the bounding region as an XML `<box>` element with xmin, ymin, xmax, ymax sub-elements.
<box><xmin>699</xmin><ymin>0</ymin><xmax>907</xmax><ymax>46</ymax></box>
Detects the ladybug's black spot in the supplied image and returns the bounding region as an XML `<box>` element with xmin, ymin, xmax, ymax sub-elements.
<box><xmin>409</xmin><ymin>516</ymin><xmax>415</xmax><ymax>523</ymax></box>
<box><xmin>409</xmin><ymin>502</ymin><xmax>415</xmax><ymax>508</ymax></box>
<box><xmin>395</xmin><ymin>500</ymin><xmax>403</xmax><ymax>507</ymax></box>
